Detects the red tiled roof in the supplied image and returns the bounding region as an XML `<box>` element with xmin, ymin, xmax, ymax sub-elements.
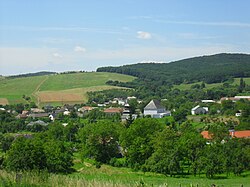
<box><xmin>201</xmin><ymin>131</ymin><xmax>212</xmax><ymax>139</ymax></box>
<box><xmin>82</xmin><ymin>106</ymin><xmax>94</xmax><ymax>111</ymax></box>
<box><xmin>230</xmin><ymin>130</ymin><xmax>250</xmax><ymax>138</ymax></box>
<box><xmin>201</xmin><ymin>130</ymin><xmax>250</xmax><ymax>139</ymax></box>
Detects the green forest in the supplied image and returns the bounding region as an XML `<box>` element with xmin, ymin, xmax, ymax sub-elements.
<box><xmin>97</xmin><ymin>53</ymin><xmax>250</xmax><ymax>84</ymax></box>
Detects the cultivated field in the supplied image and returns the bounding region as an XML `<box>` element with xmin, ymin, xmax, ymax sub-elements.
<box><xmin>37</xmin><ymin>86</ymin><xmax>125</xmax><ymax>105</ymax></box>
<box><xmin>0</xmin><ymin>98</ymin><xmax>8</xmax><ymax>105</ymax></box>
<box><xmin>0</xmin><ymin>72</ymin><xmax>135</xmax><ymax>106</ymax></box>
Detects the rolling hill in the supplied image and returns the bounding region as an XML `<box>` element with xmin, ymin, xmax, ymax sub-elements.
<box><xmin>97</xmin><ymin>53</ymin><xmax>250</xmax><ymax>84</ymax></box>
<box><xmin>0</xmin><ymin>72</ymin><xmax>135</xmax><ymax>106</ymax></box>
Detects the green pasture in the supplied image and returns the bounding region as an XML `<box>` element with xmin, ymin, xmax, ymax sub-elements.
<box><xmin>0</xmin><ymin>72</ymin><xmax>135</xmax><ymax>105</ymax></box>
<box><xmin>0</xmin><ymin>76</ymin><xmax>46</xmax><ymax>104</ymax></box>
<box><xmin>173</xmin><ymin>77</ymin><xmax>250</xmax><ymax>90</ymax></box>
<box><xmin>39</xmin><ymin>72</ymin><xmax>135</xmax><ymax>91</ymax></box>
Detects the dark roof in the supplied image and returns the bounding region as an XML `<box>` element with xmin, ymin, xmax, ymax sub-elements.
<box><xmin>29</xmin><ymin>113</ymin><xmax>49</xmax><ymax>118</ymax></box>
<box><xmin>144</xmin><ymin>99</ymin><xmax>165</xmax><ymax>110</ymax></box>
<box><xmin>27</xmin><ymin>120</ymin><xmax>48</xmax><ymax>126</ymax></box>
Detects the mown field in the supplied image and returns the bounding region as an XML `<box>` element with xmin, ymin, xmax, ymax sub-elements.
<box><xmin>0</xmin><ymin>72</ymin><xmax>135</xmax><ymax>106</ymax></box>
<box><xmin>173</xmin><ymin>77</ymin><xmax>250</xmax><ymax>90</ymax></box>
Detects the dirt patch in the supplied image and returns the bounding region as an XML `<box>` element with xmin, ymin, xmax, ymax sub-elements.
<box><xmin>0</xmin><ymin>98</ymin><xmax>9</xmax><ymax>105</ymax></box>
<box><xmin>38</xmin><ymin>92</ymin><xmax>83</xmax><ymax>103</ymax></box>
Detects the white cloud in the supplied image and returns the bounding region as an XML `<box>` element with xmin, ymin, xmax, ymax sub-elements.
<box><xmin>74</xmin><ymin>46</ymin><xmax>86</xmax><ymax>53</ymax></box>
<box><xmin>53</xmin><ymin>52</ymin><xmax>63</xmax><ymax>58</ymax></box>
<box><xmin>137</xmin><ymin>31</ymin><xmax>152</xmax><ymax>39</ymax></box>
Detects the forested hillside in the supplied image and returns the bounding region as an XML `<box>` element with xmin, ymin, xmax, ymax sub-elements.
<box><xmin>97</xmin><ymin>53</ymin><xmax>250</xmax><ymax>84</ymax></box>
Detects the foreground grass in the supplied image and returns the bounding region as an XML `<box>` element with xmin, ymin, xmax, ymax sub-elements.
<box><xmin>1</xmin><ymin>160</ymin><xmax>250</xmax><ymax>187</ymax></box>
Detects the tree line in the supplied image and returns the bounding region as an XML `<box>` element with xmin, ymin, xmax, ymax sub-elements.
<box><xmin>97</xmin><ymin>53</ymin><xmax>250</xmax><ymax>85</ymax></box>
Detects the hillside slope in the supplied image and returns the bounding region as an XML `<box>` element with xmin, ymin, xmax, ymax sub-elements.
<box><xmin>97</xmin><ymin>53</ymin><xmax>250</xmax><ymax>84</ymax></box>
<box><xmin>0</xmin><ymin>72</ymin><xmax>135</xmax><ymax>105</ymax></box>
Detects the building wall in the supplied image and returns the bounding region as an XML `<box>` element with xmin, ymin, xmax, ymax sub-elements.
<box><xmin>144</xmin><ymin>109</ymin><xmax>158</xmax><ymax>115</ymax></box>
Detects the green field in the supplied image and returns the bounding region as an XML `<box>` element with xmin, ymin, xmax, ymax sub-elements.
<box><xmin>1</xmin><ymin>161</ymin><xmax>250</xmax><ymax>187</ymax></box>
<box><xmin>0</xmin><ymin>72</ymin><xmax>135</xmax><ymax>106</ymax></box>
<box><xmin>173</xmin><ymin>77</ymin><xmax>250</xmax><ymax>90</ymax></box>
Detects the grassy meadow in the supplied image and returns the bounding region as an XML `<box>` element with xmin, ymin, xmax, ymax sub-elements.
<box><xmin>1</xmin><ymin>161</ymin><xmax>250</xmax><ymax>187</ymax></box>
<box><xmin>173</xmin><ymin>77</ymin><xmax>250</xmax><ymax>90</ymax></box>
<box><xmin>0</xmin><ymin>72</ymin><xmax>135</xmax><ymax>106</ymax></box>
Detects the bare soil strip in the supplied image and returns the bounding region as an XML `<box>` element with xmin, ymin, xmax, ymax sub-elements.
<box><xmin>0</xmin><ymin>98</ymin><xmax>9</xmax><ymax>105</ymax></box>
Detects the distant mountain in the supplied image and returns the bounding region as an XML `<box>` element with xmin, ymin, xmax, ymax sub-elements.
<box><xmin>7</xmin><ymin>71</ymin><xmax>57</xmax><ymax>79</ymax></box>
<box><xmin>97</xmin><ymin>53</ymin><xmax>250</xmax><ymax>84</ymax></box>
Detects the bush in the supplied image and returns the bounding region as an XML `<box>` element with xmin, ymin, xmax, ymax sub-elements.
<box><xmin>109</xmin><ymin>158</ymin><xmax>127</xmax><ymax>167</ymax></box>
<box><xmin>94</xmin><ymin>161</ymin><xmax>101</xmax><ymax>169</ymax></box>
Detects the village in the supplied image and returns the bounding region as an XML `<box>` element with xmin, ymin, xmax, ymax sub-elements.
<box><xmin>1</xmin><ymin>95</ymin><xmax>250</xmax><ymax>140</ymax></box>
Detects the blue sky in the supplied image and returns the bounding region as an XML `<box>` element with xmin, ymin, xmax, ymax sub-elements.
<box><xmin>0</xmin><ymin>0</ymin><xmax>250</xmax><ymax>75</ymax></box>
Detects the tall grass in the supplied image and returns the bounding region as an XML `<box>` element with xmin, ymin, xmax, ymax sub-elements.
<box><xmin>1</xmin><ymin>168</ymin><xmax>250</xmax><ymax>187</ymax></box>
<box><xmin>0</xmin><ymin>170</ymin><xmax>137</xmax><ymax>187</ymax></box>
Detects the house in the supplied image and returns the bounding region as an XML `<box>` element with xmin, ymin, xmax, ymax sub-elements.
<box><xmin>27</xmin><ymin>120</ymin><xmax>48</xmax><ymax>126</ymax></box>
<box><xmin>201</xmin><ymin>100</ymin><xmax>215</xmax><ymax>103</ymax></box>
<box><xmin>104</xmin><ymin>107</ymin><xmax>123</xmax><ymax>115</ymax></box>
<box><xmin>29</xmin><ymin>113</ymin><xmax>49</xmax><ymax>118</ymax></box>
<box><xmin>229</xmin><ymin>130</ymin><xmax>250</xmax><ymax>138</ymax></box>
<box><xmin>63</xmin><ymin>110</ymin><xmax>71</xmax><ymax>116</ymax></box>
<box><xmin>97</xmin><ymin>103</ymin><xmax>106</xmax><ymax>107</ymax></box>
<box><xmin>220</xmin><ymin>96</ymin><xmax>250</xmax><ymax>103</ymax></box>
<box><xmin>201</xmin><ymin>130</ymin><xmax>250</xmax><ymax>139</ymax></box>
<box><xmin>49</xmin><ymin>113</ymin><xmax>56</xmax><ymax>121</ymax></box>
<box><xmin>16</xmin><ymin>113</ymin><xmax>29</xmax><ymax>119</ymax></box>
<box><xmin>113</xmin><ymin>98</ymin><xmax>127</xmax><ymax>106</ymax></box>
<box><xmin>234</xmin><ymin>96</ymin><xmax>250</xmax><ymax>101</ymax></box>
<box><xmin>121</xmin><ymin>103</ymin><xmax>137</xmax><ymax>122</ymax></box>
<box><xmin>235</xmin><ymin>110</ymin><xmax>242</xmax><ymax>117</ymax></box>
<box><xmin>191</xmin><ymin>105</ymin><xmax>208</xmax><ymax>115</ymax></box>
<box><xmin>127</xmin><ymin>96</ymin><xmax>137</xmax><ymax>100</ymax></box>
<box><xmin>78</xmin><ymin>106</ymin><xmax>94</xmax><ymax>113</ymax></box>
<box><xmin>30</xmin><ymin>108</ymin><xmax>45</xmax><ymax>113</ymax></box>
<box><xmin>201</xmin><ymin>131</ymin><xmax>212</xmax><ymax>140</ymax></box>
<box><xmin>143</xmin><ymin>99</ymin><xmax>171</xmax><ymax>118</ymax></box>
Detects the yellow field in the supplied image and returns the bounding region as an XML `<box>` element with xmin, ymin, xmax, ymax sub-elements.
<box><xmin>37</xmin><ymin>85</ymin><xmax>126</xmax><ymax>104</ymax></box>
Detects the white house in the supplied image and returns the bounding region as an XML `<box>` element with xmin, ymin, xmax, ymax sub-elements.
<box><xmin>235</xmin><ymin>110</ymin><xmax>242</xmax><ymax>117</ymax></box>
<box><xmin>201</xmin><ymin>100</ymin><xmax>215</xmax><ymax>103</ymax></box>
<box><xmin>191</xmin><ymin>105</ymin><xmax>208</xmax><ymax>115</ymax></box>
<box><xmin>144</xmin><ymin>99</ymin><xmax>171</xmax><ymax>118</ymax></box>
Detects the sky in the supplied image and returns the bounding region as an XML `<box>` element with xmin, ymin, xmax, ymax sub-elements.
<box><xmin>1</xmin><ymin>0</ymin><xmax>250</xmax><ymax>75</ymax></box>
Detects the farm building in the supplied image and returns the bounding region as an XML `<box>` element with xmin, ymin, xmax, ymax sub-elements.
<box><xmin>191</xmin><ymin>105</ymin><xmax>208</xmax><ymax>115</ymax></box>
<box><xmin>143</xmin><ymin>99</ymin><xmax>171</xmax><ymax>118</ymax></box>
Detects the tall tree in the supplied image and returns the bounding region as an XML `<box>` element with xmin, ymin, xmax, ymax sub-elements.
<box><xmin>78</xmin><ymin>120</ymin><xmax>123</xmax><ymax>163</ymax></box>
<box><xmin>120</xmin><ymin>118</ymin><xmax>164</xmax><ymax>168</ymax></box>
